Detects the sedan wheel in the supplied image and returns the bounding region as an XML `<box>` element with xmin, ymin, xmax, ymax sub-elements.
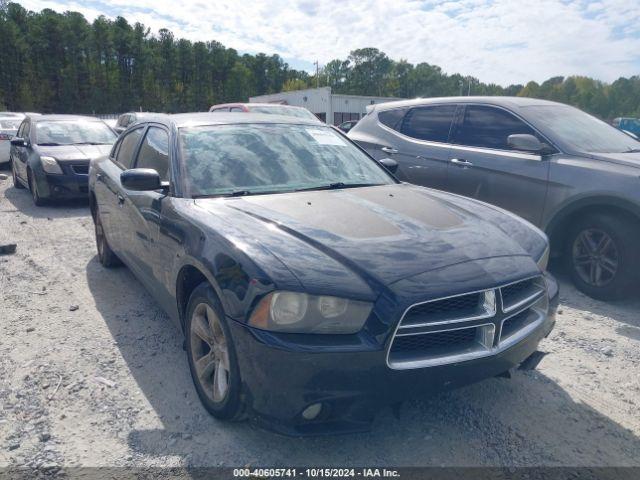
<box><xmin>12</xmin><ymin>161</ymin><xmax>24</xmax><ymax>189</ymax></box>
<box><xmin>94</xmin><ymin>208</ymin><xmax>122</xmax><ymax>268</ymax></box>
<box><xmin>28</xmin><ymin>171</ymin><xmax>45</xmax><ymax>206</ymax></box>
<box><xmin>185</xmin><ymin>283</ymin><xmax>243</xmax><ymax>420</ymax></box>
<box><xmin>190</xmin><ymin>303</ymin><xmax>231</xmax><ymax>403</ymax></box>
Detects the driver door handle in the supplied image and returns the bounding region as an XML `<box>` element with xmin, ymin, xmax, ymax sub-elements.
<box><xmin>381</xmin><ymin>146</ymin><xmax>398</xmax><ymax>154</ymax></box>
<box><xmin>117</xmin><ymin>194</ymin><xmax>125</xmax><ymax>205</ymax></box>
<box><xmin>450</xmin><ymin>158</ymin><xmax>473</xmax><ymax>167</ymax></box>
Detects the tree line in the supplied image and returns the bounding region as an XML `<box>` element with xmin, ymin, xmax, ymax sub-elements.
<box><xmin>1</xmin><ymin>2</ymin><xmax>640</xmax><ymax>120</ymax></box>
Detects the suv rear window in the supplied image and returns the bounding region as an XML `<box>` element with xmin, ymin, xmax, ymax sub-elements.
<box><xmin>400</xmin><ymin>105</ymin><xmax>457</xmax><ymax>142</ymax></box>
<box><xmin>378</xmin><ymin>109</ymin><xmax>406</xmax><ymax>131</ymax></box>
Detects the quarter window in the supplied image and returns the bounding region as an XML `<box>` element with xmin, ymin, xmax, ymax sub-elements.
<box><xmin>453</xmin><ymin>105</ymin><xmax>536</xmax><ymax>150</ymax></box>
<box><xmin>378</xmin><ymin>109</ymin><xmax>406</xmax><ymax>131</ymax></box>
<box><xmin>135</xmin><ymin>127</ymin><xmax>170</xmax><ymax>180</ymax></box>
<box><xmin>400</xmin><ymin>105</ymin><xmax>457</xmax><ymax>142</ymax></box>
<box><xmin>116</xmin><ymin>128</ymin><xmax>143</xmax><ymax>169</ymax></box>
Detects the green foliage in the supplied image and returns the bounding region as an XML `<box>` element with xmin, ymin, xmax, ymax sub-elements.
<box><xmin>1</xmin><ymin>3</ymin><xmax>639</xmax><ymax>119</ymax></box>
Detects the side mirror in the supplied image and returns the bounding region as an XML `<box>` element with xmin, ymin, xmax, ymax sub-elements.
<box><xmin>508</xmin><ymin>134</ymin><xmax>548</xmax><ymax>154</ymax></box>
<box><xmin>10</xmin><ymin>137</ymin><xmax>25</xmax><ymax>147</ymax></box>
<box><xmin>379</xmin><ymin>157</ymin><xmax>399</xmax><ymax>174</ymax></box>
<box><xmin>121</xmin><ymin>168</ymin><xmax>165</xmax><ymax>191</ymax></box>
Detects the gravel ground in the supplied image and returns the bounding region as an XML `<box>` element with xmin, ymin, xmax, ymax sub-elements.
<box><xmin>1</xmin><ymin>173</ymin><xmax>639</xmax><ymax>469</ymax></box>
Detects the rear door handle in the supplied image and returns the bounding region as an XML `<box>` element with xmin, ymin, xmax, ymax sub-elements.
<box><xmin>117</xmin><ymin>194</ymin><xmax>125</xmax><ymax>205</ymax></box>
<box><xmin>450</xmin><ymin>158</ymin><xmax>474</xmax><ymax>167</ymax></box>
<box><xmin>381</xmin><ymin>146</ymin><xmax>398</xmax><ymax>155</ymax></box>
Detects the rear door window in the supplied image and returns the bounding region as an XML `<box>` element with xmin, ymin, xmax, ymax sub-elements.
<box><xmin>135</xmin><ymin>127</ymin><xmax>170</xmax><ymax>180</ymax></box>
<box><xmin>400</xmin><ymin>105</ymin><xmax>457</xmax><ymax>142</ymax></box>
<box><xmin>452</xmin><ymin>105</ymin><xmax>536</xmax><ymax>150</ymax></box>
<box><xmin>116</xmin><ymin>128</ymin><xmax>143</xmax><ymax>169</ymax></box>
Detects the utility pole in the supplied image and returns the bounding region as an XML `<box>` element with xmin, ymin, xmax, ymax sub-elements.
<box><xmin>467</xmin><ymin>76</ymin><xmax>472</xmax><ymax>96</ymax></box>
<box><xmin>313</xmin><ymin>60</ymin><xmax>319</xmax><ymax>88</ymax></box>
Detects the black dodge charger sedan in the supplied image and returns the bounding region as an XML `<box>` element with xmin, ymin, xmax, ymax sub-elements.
<box><xmin>88</xmin><ymin>113</ymin><xmax>558</xmax><ymax>435</ymax></box>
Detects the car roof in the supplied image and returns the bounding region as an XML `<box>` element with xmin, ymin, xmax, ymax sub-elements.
<box><xmin>143</xmin><ymin>112</ymin><xmax>325</xmax><ymax>128</ymax></box>
<box><xmin>210</xmin><ymin>103</ymin><xmax>308</xmax><ymax>110</ymax></box>
<box><xmin>373</xmin><ymin>96</ymin><xmax>565</xmax><ymax>112</ymax></box>
<box><xmin>32</xmin><ymin>114</ymin><xmax>107</xmax><ymax>123</ymax></box>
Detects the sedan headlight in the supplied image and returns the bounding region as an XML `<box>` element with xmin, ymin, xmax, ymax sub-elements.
<box><xmin>249</xmin><ymin>291</ymin><xmax>372</xmax><ymax>334</ymax></box>
<box><xmin>536</xmin><ymin>244</ymin><xmax>550</xmax><ymax>272</ymax></box>
<box><xmin>41</xmin><ymin>156</ymin><xmax>63</xmax><ymax>174</ymax></box>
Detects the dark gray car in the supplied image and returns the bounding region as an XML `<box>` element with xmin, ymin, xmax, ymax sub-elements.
<box><xmin>349</xmin><ymin>96</ymin><xmax>640</xmax><ymax>300</ymax></box>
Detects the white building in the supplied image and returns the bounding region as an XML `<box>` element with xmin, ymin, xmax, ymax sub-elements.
<box><xmin>249</xmin><ymin>87</ymin><xmax>402</xmax><ymax>125</ymax></box>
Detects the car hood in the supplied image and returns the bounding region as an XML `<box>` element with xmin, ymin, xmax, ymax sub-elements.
<box><xmin>586</xmin><ymin>151</ymin><xmax>640</xmax><ymax>168</ymax></box>
<box><xmin>36</xmin><ymin>144</ymin><xmax>112</xmax><ymax>161</ymax></box>
<box><xmin>194</xmin><ymin>184</ymin><xmax>546</xmax><ymax>294</ymax></box>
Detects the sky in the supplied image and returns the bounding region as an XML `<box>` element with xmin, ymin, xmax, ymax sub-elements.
<box><xmin>18</xmin><ymin>0</ymin><xmax>640</xmax><ymax>86</ymax></box>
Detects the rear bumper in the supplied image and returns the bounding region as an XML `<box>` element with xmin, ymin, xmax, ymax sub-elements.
<box><xmin>229</xmin><ymin>272</ymin><xmax>558</xmax><ymax>435</ymax></box>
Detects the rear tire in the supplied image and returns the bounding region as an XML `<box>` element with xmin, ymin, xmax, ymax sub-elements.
<box><xmin>185</xmin><ymin>283</ymin><xmax>244</xmax><ymax>421</ymax></box>
<box><xmin>12</xmin><ymin>161</ymin><xmax>24</xmax><ymax>189</ymax></box>
<box><xmin>94</xmin><ymin>207</ymin><xmax>122</xmax><ymax>268</ymax></box>
<box><xmin>565</xmin><ymin>212</ymin><xmax>639</xmax><ymax>300</ymax></box>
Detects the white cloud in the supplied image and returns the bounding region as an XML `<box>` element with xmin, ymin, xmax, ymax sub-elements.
<box><xmin>18</xmin><ymin>0</ymin><xmax>640</xmax><ymax>85</ymax></box>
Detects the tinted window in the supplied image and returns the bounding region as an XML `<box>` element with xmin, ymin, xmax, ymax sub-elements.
<box><xmin>378</xmin><ymin>109</ymin><xmax>406</xmax><ymax>131</ymax></box>
<box><xmin>116</xmin><ymin>128</ymin><xmax>143</xmax><ymax>169</ymax></box>
<box><xmin>135</xmin><ymin>127</ymin><xmax>170</xmax><ymax>180</ymax></box>
<box><xmin>400</xmin><ymin>105</ymin><xmax>457</xmax><ymax>142</ymax></box>
<box><xmin>453</xmin><ymin>105</ymin><xmax>535</xmax><ymax>150</ymax></box>
<box><xmin>229</xmin><ymin>107</ymin><xmax>244</xmax><ymax>112</ymax></box>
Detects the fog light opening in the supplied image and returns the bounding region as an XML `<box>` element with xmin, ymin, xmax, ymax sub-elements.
<box><xmin>301</xmin><ymin>403</ymin><xmax>323</xmax><ymax>421</ymax></box>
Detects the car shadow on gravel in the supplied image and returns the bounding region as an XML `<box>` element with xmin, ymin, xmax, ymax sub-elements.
<box><xmin>86</xmin><ymin>256</ymin><xmax>640</xmax><ymax>467</ymax></box>
<box><xmin>2</xmin><ymin>184</ymin><xmax>90</xmax><ymax>219</ymax></box>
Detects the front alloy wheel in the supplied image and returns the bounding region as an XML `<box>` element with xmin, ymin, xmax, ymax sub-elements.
<box><xmin>12</xmin><ymin>161</ymin><xmax>24</xmax><ymax>189</ymax></box>
<box><xmin>28</xmin><ymin>171</ymin><xmax>45</xmax><ymax>206</ymax></box>
<box><xmin>94</xmin><ymin>208</ymin><xmax>121</xmax><ymax>268</ymax></box>
<box><xmin>567</xmin><ymin>213</ymin><xmax>638</xmax><ymax>300</ymax></box>
<box><xmin>185</xmin><ymin>283</ymin><xmax>243</xmax><ymax>420</ymax></box>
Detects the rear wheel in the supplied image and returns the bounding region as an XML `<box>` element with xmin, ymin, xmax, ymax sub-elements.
<box><xmin>12</xmin><ymin>161</ymin><xmax>24</xmax><ymax>189</ymax></box>
<box><xmin>185</xmin><ymin>283</ymin><xmax>244</xmax><ymax>420</ymax></box>
<box><xmin>566</xmin><ymin>212</ymin><xmax>639</xmax><ymax>300</ymax></box>
<box><xmin>94</xmin><ymin>207</ymin><xmax>122</xmax><ymax>268</ymax></box>
<box><xmin>28</xmin><ymin>170</ymin><xmax>46</xmax><ymax>206</ymax></box>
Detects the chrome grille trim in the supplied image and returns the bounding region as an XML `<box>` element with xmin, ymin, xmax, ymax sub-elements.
<box><xmin>386</xmin><ymin>275</ymin><xmax>547</xmax><ymax>370</ymax></box>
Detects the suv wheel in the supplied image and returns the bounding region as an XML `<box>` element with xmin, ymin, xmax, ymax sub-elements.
<box><xmin>185</xmin><ymin>283</ymin><xmax>244</xmax><ymax>420</ymax></box>
<box><xmin>94</xmin><ymin>207</ymin><xmax>122</xmax><ymax>268</ymax></box>
<box><xmin>566</xmin><ymin>213</ymin><xmax>639</xmax><ymax>300</ymax></box>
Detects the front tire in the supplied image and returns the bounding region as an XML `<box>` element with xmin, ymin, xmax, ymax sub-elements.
<box><xmin>12</xmin><ymin>161</ymin><xmax>24</xmax><ymax>189</ymax></box>
<box><xmin>28</xmin><ymin>170</ymin><xmax>46</xmax><ymax>206</ymax></box>
<box><xmin>94</xmin><ymin>207</ymin><xmax>122</xmax><ymax>268</ymax></box>
<box><xmin>185</xmin><ymin>283</ymin><xmax>244</xmax><ymax>420</ymax></box>
<box><xmin>565</xmin><ymin>212</ymin><xmax>639</xmax><ymax>300</ymax></box>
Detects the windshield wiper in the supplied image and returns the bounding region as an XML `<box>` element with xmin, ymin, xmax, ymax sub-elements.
<box><xmin>625</xmin><ymin>148</ymin><xmax>640</xmax><ymax>153</ymax></box>
<box><xmin>193</xmin><ymin>190</ymin><xmax>256</xmax><ymax>199</ymax></box>
<box><xmin>37</xmin><ymin>142</ymin><xmax>62</xmax><ymax>146</ymax></box>
<box><xmin>73</xmin><ymin>142</ymin><xmax>109</xmax><ymax>145</ymax></box>
<box><xmin>295</xmin><ymin>182</ymin><xmax>382</xmax><ymax>192</ymax></box>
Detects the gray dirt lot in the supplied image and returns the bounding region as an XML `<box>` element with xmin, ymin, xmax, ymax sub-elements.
<box><xmin>1</xmin><ymin>174</ymin><xmax>639</xmax><ymax>469</ymax></box>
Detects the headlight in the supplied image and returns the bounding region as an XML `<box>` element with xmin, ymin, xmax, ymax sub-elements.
<box><xmin>249</xmin><ymin>292</ymin><xmax>372</xmax><ymax>334</ymax></box>
<box><xmin>536</xmin><ymin>244</ymin><xmax>550</xmax><ymax>272</ymax></box>
<box><xmin>41</xmin><ymin>156</ymin><xmax>63</xmax><ymax>174</ymax></box>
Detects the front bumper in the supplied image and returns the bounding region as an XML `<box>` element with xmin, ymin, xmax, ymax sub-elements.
<box><xmin>36</xmin><ymin>164</ymin><xmax>89</xmax><ymax>199</ymax></box>
<box><xmin>229</xmin><ymin>272</ymin><xmax>559</xmax><ymax>435</ymax></box>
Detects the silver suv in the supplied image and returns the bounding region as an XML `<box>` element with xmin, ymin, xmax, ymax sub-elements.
<box><xmin>349</xmin><ymin>96</ymin><xmax>640</xmax><ymax>300</ymax></box>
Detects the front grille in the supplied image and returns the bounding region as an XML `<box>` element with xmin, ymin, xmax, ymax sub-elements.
<box><xmin>71</xmin><ymin>165</ymin><xmax>89</xmax><ymax>175</ymax></box>
<box><xmin>391</xmin><ymin>328</ymin><xmax>477</xmax><ymax>353</ymax></box>
<box><xmin>402</xmin><ymin>292</ymin><xmax>483</xmax><ymax>326</ymax></box>
<box><xmin>387</xmin><ymin>276</ymin><xmax>547</xmax><ymax>370</ymax></box>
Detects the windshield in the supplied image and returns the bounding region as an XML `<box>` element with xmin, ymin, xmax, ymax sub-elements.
<box><xmin>179</xmin><ymin>123</ymin><xmax>395</xmax><ymax>197</ymax></box>
<box><xmin>248</xmin><ymin>105</ymin><xmax>318</xmax><ymax>121</ymax></box>
<box><xmin>35</xmin><ymin>121</ymin><xmax>117</xmax><ymax>145</ymax></box>
<box><xmin>523</xmin><ymin>105</ymin><xmax>640</xmax><ymax>153</ymax></box>
<box><xmin>0</xmin><ymin>119</ymin><xmax>21</xmax><ymax>130</ymax></box>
